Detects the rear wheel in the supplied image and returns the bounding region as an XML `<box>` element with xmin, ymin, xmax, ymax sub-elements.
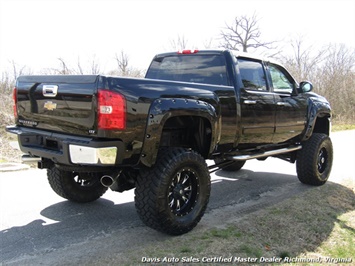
<box><xmin>135</xmin><ymin>148</ymin><xmax>211</xmax><ymax>235</ymax></box>
<box><xmin>296</xmin><ymin>133</ymin><xmax>333</xmax><ymax>186</ymax></box>
<box><xmin>47</xmin><ymin>166</ymin><xmax>107</xmax><ymax>203</ymax></box>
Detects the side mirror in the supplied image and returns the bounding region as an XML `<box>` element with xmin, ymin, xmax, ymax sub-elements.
<box><xmin>299</xmin><ymin>81</ymin><xmax>313</xmax><ymax>93</ymax></box>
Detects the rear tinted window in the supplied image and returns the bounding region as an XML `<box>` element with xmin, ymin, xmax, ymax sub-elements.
<box><xmin>146</xmin><ymin>54</ymin><xmax>229</xmax><ymax>86</ymax></box>
<box><xmin>237</xmin><ymin>58</ymin><xmax>267</xmax><ymax>91</ymax></box>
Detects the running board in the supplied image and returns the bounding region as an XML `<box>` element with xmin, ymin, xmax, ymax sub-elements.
<box><xmin>227</xmin><ymin>146</ymin><xmax>301</xmax><ymax>161</ymax></box>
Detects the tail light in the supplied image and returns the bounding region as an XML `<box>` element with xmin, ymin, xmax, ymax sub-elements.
<box><xmin>97</xmin><ymin>89</ymin><xmax>126</xmax><ymax>130</ymax></box>
<box><xmin>13</xmin><ymin>87</ymin><xmax>18</xmax><ymax>119</ymax></box>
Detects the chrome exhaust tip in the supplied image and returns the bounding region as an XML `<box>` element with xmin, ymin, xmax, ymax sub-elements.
<box><xmin>22</xmin><ymin>155</ymin><xmax>41</xmax><ymax>164</ymax></box>
<box><xmin>100</xmin><ymin>175</ymin><xmax>115</xmax><ymax>188</ymax></box>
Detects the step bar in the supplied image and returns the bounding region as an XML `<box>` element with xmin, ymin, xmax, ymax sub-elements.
<box><xmin>227</xmin><ymin>145</ymin><xmax>302</xmax><ymax>161</ymax></box>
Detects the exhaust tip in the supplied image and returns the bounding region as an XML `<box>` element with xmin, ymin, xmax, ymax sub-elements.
<box><xmin>22</xmin><ymin>155</ymin><xmax>41</xmax><ymax>163</ymax></box>
<box><xmin>100</xmin><ymin>175</ymin><xmax>114</xmax><ymax>187</ymax></box>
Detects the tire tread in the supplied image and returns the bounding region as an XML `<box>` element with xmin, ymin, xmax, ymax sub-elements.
<box><xmin>47</xmin><ymin>167</ymin><xmax>107</xmax><ymax>203</ymax></box>
<box><xmin>135</xmin><ymin>148</ymin><xmax>210</xmax><ymax>235</ymax></box>
<box><xmin>296</xmin><ymin>133</ymin><xmax>333</xmax><ymax>186</ymax></box>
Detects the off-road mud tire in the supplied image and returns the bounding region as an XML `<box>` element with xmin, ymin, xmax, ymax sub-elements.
<box><xmin>47</xmin><ymin>166</ymin><xmax>108</xmax><ymax>203</ymax></box>
<box><xmin>296</xmin><ymin>133</ymin><xmax>333</xmax><ymax>186</ymax></box>
<box><xmin>135</xmin><ymin>148</ymin><xmax>211</xmax><ymax>235</ymax></box>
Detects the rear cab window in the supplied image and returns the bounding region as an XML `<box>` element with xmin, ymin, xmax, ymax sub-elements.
<box><xmin>146</xmin><ymin>53</ymin><xmax>229</xmax><ymax>86</ymax></box>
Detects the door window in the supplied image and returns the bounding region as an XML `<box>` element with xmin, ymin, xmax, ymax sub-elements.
<box><xmin>237</xmin><ymin>59</ymin><xmax>267</xmax><ymax>91</ymax></box>
<box><xmin>268</xmin><ymin>64</ymin><xmax>294</xmax><ymax>94</ymax></box>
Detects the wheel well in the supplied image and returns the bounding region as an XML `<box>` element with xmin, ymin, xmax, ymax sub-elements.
<box><xmin>160</xmin><ymin>116</ymin><xmax>212</xmax><ymax>158</ymax></box>
<box><xmin>313</xmin><ymin>116</ymin><xmax>330</xmax><ymax>135</ymax></box>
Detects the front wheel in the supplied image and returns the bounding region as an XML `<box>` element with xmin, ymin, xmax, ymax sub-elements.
<box><xmin>296</xmin><ymin>133</ymin><xmax>333</xmax><ymax>186</ymax></box>
<box><xmin>135</xmin><ymin>148</ymin><xmax>211</xmax><ymax>235</ymax></box>
<box><xmin>47</xmin><ymin>166</ymin><xmax>108</xmax><ymax>203</ymax></box>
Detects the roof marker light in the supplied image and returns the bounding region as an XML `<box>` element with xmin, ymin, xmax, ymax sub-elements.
<box><xmin>177</xmin><ymin>49</ymin><xmax>199</xmax><ymax>54</ymax></box>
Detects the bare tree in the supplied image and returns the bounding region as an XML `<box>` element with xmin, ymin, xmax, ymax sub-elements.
<box><xmin>220</xmin><ymin>13</ymin><xmax>275</xmax><ymax>52</ymax></box>
<box><xmin>76</xmin><ymin>55</ymin><xmax>101</xmax><ymax>75</ymax></box>
<box><xmin>10</xmin><ymin>60</ymin><xmax>28</xmax><ymax>80</ymax></box>
<box><xmin>202</xmin><ymin>38</ymin><xmax>216</xmax><ymax>49</ymax></box>
<box><xmin>280</xmin><ymin>38</ymin><xmax>355</xmax><ymax>124</ymax></box>
<box><xmin>111</xmin><ymin>50</ymin><xmax>144</xmax><ymax>77</ymax></box>
<box><xmin>278</xmin><ymin>36</ymin><xmax>328</xmax><ymax>81</ymax></box>
<box><xmin>115</xmin><ymin>50</ymin><xmax>129</xmax><ymax>76</ymax></box>
<box><xmin>57</xmin><ymin>57</ymin><xmax>71</xmax><ymax>74</ymax></box>
<box><xmin>169</xmin><ymin>35</ymin><xmax>190</xmax><ymax>51</ymax></box>
<box><xmin>76</xmin><ymin>57</ymin><xmax>84</xmax><ymax>75</ymax></box>
<box><xmin>316</xmin><ymin>44</ymin><xmax>355</xmax><ymax>123</ymax></box>
<box><xmin>89</xmin><ymin>55</ymin><xmax>101</xmax><ymax>75</ymax></box>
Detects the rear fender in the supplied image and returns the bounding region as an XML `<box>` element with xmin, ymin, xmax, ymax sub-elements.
<box><xmin>140</xmin><ymin>98</ymin><xmax>219</xmax><ymax>167</ymax></box>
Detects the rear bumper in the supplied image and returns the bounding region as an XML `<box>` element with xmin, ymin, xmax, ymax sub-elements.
<box><xmin>6</xmin><ymin>125</ymin><xmax>124</xmax><ymax>166</ymax></box>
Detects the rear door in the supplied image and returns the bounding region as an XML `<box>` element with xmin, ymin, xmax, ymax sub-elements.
<box><xmin>237</xmin><ymin>58</ymin><xmax>275</xmax><ymax>144</ymax></box>
<box><xmin>267</xmin><ymin>63</ymin><xmax>308</xmax><ymax>142</ymax></box>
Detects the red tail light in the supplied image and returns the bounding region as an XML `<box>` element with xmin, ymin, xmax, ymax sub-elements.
<box><xmin>97</xmin><ymin>89</ymin><xmax>126</xmax><ymax>130</ymax></box>
<box><xmin>13</xmin><ymin>87</ymin><xmax>18</xmax><ymax>119</ymax></box>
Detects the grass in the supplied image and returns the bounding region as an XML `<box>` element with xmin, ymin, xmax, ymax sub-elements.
<box><xmin>100</xmin><ymin>178</ymin><xmax>354</xmax><ymax>265</ymax></box>
<box><xmin>332</xmin><ymin>123</ymin><xmax>355</xmax><ymax>132</ymax></box>
<box><xmin>208</xmin><ymin>226</ymin><xmax>241</xmax><ymax>239</ymax></box>
<box><xmin>317</xmin><ymin>212</ymin><xmax>355</xmax><ymax>259</ymax></box>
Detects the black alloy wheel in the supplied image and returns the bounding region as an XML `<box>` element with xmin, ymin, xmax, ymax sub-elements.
<box><xmin>317</xmin><ymin>147</ymin><xmax>328</xmax><ymax>174</ymax></box>
<box><xmin>168</xmin><ymin>168</ymin><xmax>199</xmax><ymax>216</ymax></box>
<box><xmin>135</xmin><ymin>148</ymin><xmax>211</xmax><ymax>235</ymax></box>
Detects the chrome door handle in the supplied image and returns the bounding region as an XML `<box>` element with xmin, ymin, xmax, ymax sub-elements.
<box><xmin>276</xmin><ymin>102</ymin><xmax>287</xmax><ymax>106</ymax></box>
<box><xmin>43</xmin><ymin>85</ymin><xmax>58</xmax><ymax>97</ymax></box>
<box><xmin>244</xmin><ymin>100</ymin><xmax>257</xmax><ymax>105</ymax></box>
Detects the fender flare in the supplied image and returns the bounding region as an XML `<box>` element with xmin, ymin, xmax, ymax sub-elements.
<box><xmin>302</xmin><ymin>97</ymin><xmax>331</xmax><ymax>141</ymax></box>
<box><xmin>139</xmin><ymin>98</ymin><xmax>219</xmax><ymax>167</ymax></box>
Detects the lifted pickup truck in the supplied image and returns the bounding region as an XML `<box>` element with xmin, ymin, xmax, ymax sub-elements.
<box><xmin>6</xmin><ymin>50</ymin><xmax>333</xmax><ymax>235</ymax></box>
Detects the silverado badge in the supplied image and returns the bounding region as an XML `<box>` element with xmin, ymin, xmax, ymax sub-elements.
<box><xmin>44</xmin><ymin>101</ymin><xmax>57</xmax><ymax>111</ymax></box>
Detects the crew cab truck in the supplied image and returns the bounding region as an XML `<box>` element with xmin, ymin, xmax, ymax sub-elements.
<box><xmin>6</xmin><ymin>50</ymin><xmax>333</xmax><ymax>235</ymax></box>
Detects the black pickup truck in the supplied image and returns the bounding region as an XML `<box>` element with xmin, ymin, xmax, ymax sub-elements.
<box><xmin>6</xmin><ymin>50</ymin><xmax>333</xmax><ymax>235</ymax></box>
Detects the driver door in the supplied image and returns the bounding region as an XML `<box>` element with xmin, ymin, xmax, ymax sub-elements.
<box><xmin>267</xmin><ymin>63</ymin><xmax>308</xmax><ymax>143</ymax></box>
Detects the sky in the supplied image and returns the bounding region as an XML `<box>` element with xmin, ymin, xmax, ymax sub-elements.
<box><xmin>0</xmin><ymin>0</ymin><xmax>354</xmax><ymax>75</ymax></box>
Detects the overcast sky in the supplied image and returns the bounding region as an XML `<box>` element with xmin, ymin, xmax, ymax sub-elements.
<box><xmin>0</xmin><ymin>0</ymin><xmax>354</xmax><ymax>75</ymax></box>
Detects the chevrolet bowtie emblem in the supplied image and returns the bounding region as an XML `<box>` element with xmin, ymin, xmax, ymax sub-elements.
<box><xmin>44</xmin><ymin>101</ymin><xmax>57</xmax><ymax>111</ymax></box>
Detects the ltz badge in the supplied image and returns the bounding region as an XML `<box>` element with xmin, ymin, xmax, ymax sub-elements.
<box><xmin>44</xmin><ymin>101</ymin><xmax>57</xmax><ymax>111</ymax></box>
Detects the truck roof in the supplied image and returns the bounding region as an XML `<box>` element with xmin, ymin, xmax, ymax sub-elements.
<box><xmin>154</xmin><ymin>49</ymin><xmax>284</xmax><ymax>68</ymax></box>
<box><xmin>156</xmin><ymin>49</ymin><xmax>297</xmax><ymax>84</ymax></box>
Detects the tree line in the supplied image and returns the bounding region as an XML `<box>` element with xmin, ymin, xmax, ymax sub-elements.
<box><xmin>1</xmin><ymin>13</ymin><xmax>354</xmax><ymax>126</ymax></box>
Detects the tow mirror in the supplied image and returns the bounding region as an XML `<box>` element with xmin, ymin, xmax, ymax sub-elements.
<box><xmin>299</xmin><ymin>81</ymin><xmax>313</xmax><ymax>93</ymax></box>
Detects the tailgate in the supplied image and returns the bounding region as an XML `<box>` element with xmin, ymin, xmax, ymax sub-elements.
<box><xmin>16</xmin><ymin>75</ymin><xmax>99</xmax><ymax>136</ymax></box>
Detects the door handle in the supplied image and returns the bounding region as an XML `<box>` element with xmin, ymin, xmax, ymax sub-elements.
<box><xmin>276</xmin><ymin>102</ymin><xmax>287</xmax><ymax>106</ymax></box>
<box><xmin>43</xmin><ymin>85</ymin><xmax>58</xmax><ymax>97</ymax></box>
<box><xmin>244</xmin><ymin>100</ymin><xmax>257</xmax><ymax>105</ymax></box>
